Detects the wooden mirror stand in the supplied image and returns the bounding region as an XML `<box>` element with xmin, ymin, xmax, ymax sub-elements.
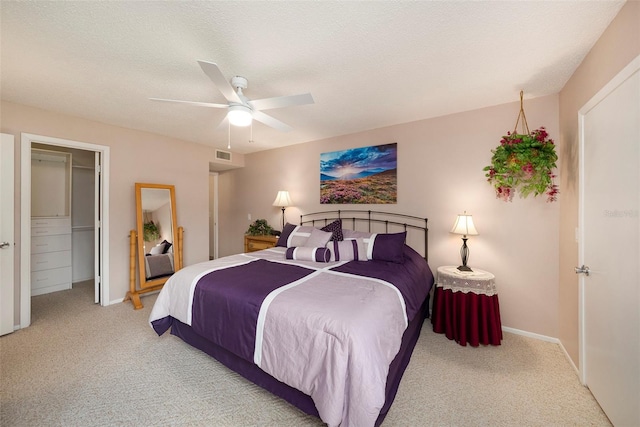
<box><xmin>124</xmin><ymin>183</ymin><xmax>183</xmax><ymax>310</ymax></box>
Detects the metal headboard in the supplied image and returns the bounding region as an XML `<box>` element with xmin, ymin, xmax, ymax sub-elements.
<box><xmin>300</xmin><ymin>210</ymin><xmax>428</xmax><ymax>262</ymax></box>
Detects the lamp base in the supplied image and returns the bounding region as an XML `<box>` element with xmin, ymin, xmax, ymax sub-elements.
<box><xmin>458</xmin><ymin>236</ymin><xmax>473</xmax><ymax>272</ymax></box>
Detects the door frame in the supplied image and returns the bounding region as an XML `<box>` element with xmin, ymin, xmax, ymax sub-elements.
<box><xmin>577</xmin><ymin>54</ymin><xmax>640</xmax><ymax>384</ymax></box>
<box><xmin>20</xmin><ymin>133</ymin><xmax>110</xmax><ymax>328</ymax></box>
<box><xmin>209</xmin><ymin>172</ymin><xmax>219</xmax><ymax>260</ymax></box>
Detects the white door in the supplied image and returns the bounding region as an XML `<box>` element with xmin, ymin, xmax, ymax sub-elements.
<box><xmin>579</xmin><ymin>57</ymin><xmax>640</xmax><ymax>426</ymax></box>
<box><xmin>0</xmin><ymin>134</ymin><xmax>15</xmax><ymax>336</ymax></box>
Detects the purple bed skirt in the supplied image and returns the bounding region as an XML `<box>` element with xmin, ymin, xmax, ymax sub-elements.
<box><xmin>169</xmin><ymin>294</ymin><xmax>430</xmax><ymax>426</ymax></box>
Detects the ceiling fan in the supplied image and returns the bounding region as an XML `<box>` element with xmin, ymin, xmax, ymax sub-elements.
<box><xmin>150</xmin><ymin>61</ymin><xmax>314</xmax><ymax>132</ymax></box>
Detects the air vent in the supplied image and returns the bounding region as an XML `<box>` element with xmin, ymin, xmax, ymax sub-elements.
<box><xmin>215</xmin><ymin>149</ymin><xmax>232</xmax><ymax>162</ymax></box>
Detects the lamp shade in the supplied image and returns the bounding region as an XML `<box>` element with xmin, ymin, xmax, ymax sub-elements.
<box><xmin>272</xmin><ymin>191</ymin><xmax>292</xmax><ymax>207</ymax></box>
<box><xmin>450</xmin><ymin>212</ymin><xmax>479</xmax><ymax>236</ymax></box>
<box><xmin>227</xmin><ymin>105</ymin><xmax>252</xmax><ymax>127</ymax></box>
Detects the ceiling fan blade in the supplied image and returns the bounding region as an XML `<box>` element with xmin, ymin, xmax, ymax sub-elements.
<box><xmin>150</xmin><ymin>98</ymin><xmax>227</xmax><ymax>109</ymax></box>
<box><xmin>252</xmin><ymin>110</ymin><xmax>293</xmax><ymax>132</ymax></box>
<box><xmin>197</xmin><ymin>61</ymin><xmax>243</xmax><ymax>105</ymax></box>
<box><xmin>250</xmin><ymin>93</ymin><xmax>314</xmax><ymax>111</ymax></box>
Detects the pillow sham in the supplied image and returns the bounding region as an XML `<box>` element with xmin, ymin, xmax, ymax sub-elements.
<box><xmin>285</xmin><ymin>246</ymin><xmax>331</xmax><ymax>263</ymax></box>
<box><xmin>148</xmin><ymin>242</ymin><xmax>166</xmax><ymax>255</ymax></box>
<box><xmin>161</xmin><ymin>239</ymin><xmax>172</xmax><ymax>254</ymax></box>
<box><xmin>342</xmin><ymin>229</ymin><xmax>373</xmax><ymax>240</ymax></box>
<box><xmin>328</xmin><ymin>238</ymin><xmax>367</xmax><ymax>261</ymax></box>
<box><xmin>321</xmin><ymin>219</ymin><xmax>344</xmax><ymax>241</ymax></box>
<box><xmin>303</xmin><ymin>228</ymin><xmax>333</xmax><ymax>248</ymax></box>
<box><xmin>276</xmin><ymin>223</ymin><xmax>314</xmax><ymax>247</ymax></box>
<box><xmin>367</xmin><ymin>231</ymin><xmax>406</xmax><ymax>264</ymax></box>
<box><xmin>276</xmin><ymin>223</ymin><xmax>296</xmax><ymax>247</ymax></box>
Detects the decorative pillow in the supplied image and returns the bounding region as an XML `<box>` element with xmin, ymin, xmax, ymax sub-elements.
<box><xmin>276</xmin><ymin>223</ymin><xmax>315</xmax><ymax>247</ymax></box>
<box><xmin>303</xmin><ymin>228</ymin><xmax>333</xmax><ymax>248</ymax></box>
<box><xmin>276</xmin><ymin>223</ymin><xmax>296</xmax><ymax>247</ymax></box>
<box><xmin>328</xmin><ymin>238</ymin><xmax>367</xmax><ymax>261</ymax></box>
<box><xmin>367</xmin><ymin>231</ymin><xmax>406</xmax><ymax>264</ymax></box>
<box><xmin>342</xmin><ymin>229</ymin><xmax>373</xmax><ymax>240</ymax></box>
<box><xmin>285</xmin><ymin>247</ymin><xmax>331</xmax><ymax>263</ymax></box>
<box><xmin>149</xmin><ymin>242</ymin><xmax>166</xmax><ymax>255</ymax></box>
<box><xmin>321</xmin><ymin>219</ymin><xmax>344</xmax><ymax>241</ymax></box>
<box><xmin>161</xmin><ymin>239</ymin><xmax>172</xmax><ymax>254</ymax></box>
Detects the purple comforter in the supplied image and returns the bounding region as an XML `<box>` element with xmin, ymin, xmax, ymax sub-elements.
<box><xmin>150</xmin><ymin>246</ymin><xmax>433</xmax><ymax>427</ymax></box>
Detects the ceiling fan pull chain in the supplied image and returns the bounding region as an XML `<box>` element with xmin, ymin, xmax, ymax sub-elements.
<box><xmin>512</xmin><ymin>90</ymin><xmax>530</xmax><ymax>135</ymax></box>
<box><xmin>227</xmin><ymin>120</ymin><xmax>231</xmax><ymax>150</ymax></box>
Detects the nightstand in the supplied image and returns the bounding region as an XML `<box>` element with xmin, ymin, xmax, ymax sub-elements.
<box><xmin>244</xmin><ymin>235</ymin><xmax>278</xmax><ymax>253</ymax></box>
<box><xmin>431</xmin><ymin>266</ymin><xmax>502</xmax><ymax>346</ymax></box>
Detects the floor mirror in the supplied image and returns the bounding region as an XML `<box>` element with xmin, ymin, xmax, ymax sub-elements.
<box><xmin>125</xmin><ymin>183</ymin><xmax>183</xmax><ymax>309</ymax></box>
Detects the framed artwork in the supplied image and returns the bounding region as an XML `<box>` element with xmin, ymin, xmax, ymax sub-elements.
<box><xmin>320</xmin><ymin>143</ymin><xmax>397</xmax><ymax>204</ymax></box>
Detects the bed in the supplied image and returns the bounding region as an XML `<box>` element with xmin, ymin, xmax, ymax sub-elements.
<box><xmin>144</xmin><ymin>240</ymin><xmax>175</xmax><ymax>280</ymax></box>
<box><xmin>144</xmin><ymin>253</ymin><xmax>174</xmax><ymax>279</ymax></box>
<box><xmin>149</xmin><ymin>210</ymin><xmax>434</xmax><ymax>427</ymax></box>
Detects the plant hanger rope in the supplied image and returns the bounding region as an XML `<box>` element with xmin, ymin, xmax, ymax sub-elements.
<box><xmin>513</xmin><ymin>90</ymin><xmax>530</xmax><ymax>135</ymax></box>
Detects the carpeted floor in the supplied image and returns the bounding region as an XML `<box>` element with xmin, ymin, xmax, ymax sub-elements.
<box><xmin>0</xmin><ymin>282</ymin><xmax>611</xmax><ymax>426</ymax></box>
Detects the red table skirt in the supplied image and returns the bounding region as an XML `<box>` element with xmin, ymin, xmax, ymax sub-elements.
<box><xmin>431</xmin><ymin>286</ymin><xmax>503</xmax><ymax>346</ymax></box>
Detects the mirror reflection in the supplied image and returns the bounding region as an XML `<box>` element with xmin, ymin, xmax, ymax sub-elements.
<box><xmin>141</xmin><ymin>188</ymin><xmax>175</xmax><ymax>279</ymax></box>
<box><xmin>126</xmin><ymin>183</ymin><xmax>182</xmax><ymax>310</ymax></box>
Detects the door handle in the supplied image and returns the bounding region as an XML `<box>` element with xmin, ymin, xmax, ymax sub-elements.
<box><xmin>575</xmin><ymin>265</ymin><xmax>590</xmax><ymax>276</ymax></box>
<box><xmin>0</xmin><ymin>242</ymin><xmax>10</xmax><ymax>249</ymax></box>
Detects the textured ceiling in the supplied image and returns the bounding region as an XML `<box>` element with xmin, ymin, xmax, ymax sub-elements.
<box><xmin>0</xmin><ymin>1</ymin><xmax>626</xmax><ymax>154</ymax></box>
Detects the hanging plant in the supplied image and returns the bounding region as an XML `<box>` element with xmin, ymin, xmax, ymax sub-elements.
<box><xmin>483</xmin><ymin>91</ymin><xmax>559</xmax><ymax>202</ymax></box>
<box><xmin>143</xmin><ymin>221</ymin><xmax>160</xmax><ymax>242</ymax></box>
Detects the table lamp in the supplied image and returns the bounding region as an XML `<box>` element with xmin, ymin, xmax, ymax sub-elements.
<box><xmin>450</xmin><ymin>211</ymin><xmax>479</xmax><ymax>272</ymax></box>
<box><xmin>272</xmin><ymin>190</ymin><xmax>292</xmax><ymax>229</ymax></box>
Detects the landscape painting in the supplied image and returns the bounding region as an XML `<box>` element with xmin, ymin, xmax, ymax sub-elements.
<box><xmin>320</xmin><ymin>143</ymin><xmax>397</xmax><ymax>204</ymax></box>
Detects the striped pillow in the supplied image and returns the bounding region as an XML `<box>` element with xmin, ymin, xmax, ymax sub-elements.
<box><xmin>366</xmin><ymin>232</ymin><xmax>406</xmax><ymax>263</ymax></box>
<box><xmin>276</xmin><ymin>223</ymin><xmax>315</xmax><ymax>248</ymax></box>
<box><xmin>285</xmin><ymin>246</ymin><xmax>331</xmax><ymax>262</ymax></box>
<box><xmin>328</xmin><ymin>238</ymin><xmax>367</xmax><ymax>262</ymax></box>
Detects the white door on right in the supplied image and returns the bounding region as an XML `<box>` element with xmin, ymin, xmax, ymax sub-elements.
<box><xmin>580</xmin><ymin>57</ymin><xmax>640</xmax><ymax>427</ymax></box>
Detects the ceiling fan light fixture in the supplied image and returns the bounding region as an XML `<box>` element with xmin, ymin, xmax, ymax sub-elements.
<box><xmin>228</xmin><ymin>105</ymin><xmax>252</xmax><ymax>127</ymax></box>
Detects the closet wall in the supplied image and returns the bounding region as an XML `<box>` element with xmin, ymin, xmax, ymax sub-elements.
<box><xmin>71</xmin><ymin>162</ymin><xmax>94</xmax><ymax>282</ymax></box>
<box><xmin>31</xmin><ymin>148</ymin><xmax>72</xmax><ymax>295</ymax></box>
<box><xmin>32</xmin><ymin>144</ymin><xmax>94</xmax><ymax>291</ymax></box>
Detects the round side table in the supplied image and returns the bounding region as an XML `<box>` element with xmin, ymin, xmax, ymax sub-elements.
<box><xmin>431</xmin><ymin>266</ymin><xmax>502</xmax><ymax>346</ymax></box>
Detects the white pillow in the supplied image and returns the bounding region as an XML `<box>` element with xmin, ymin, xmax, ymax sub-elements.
<box><xmin>303</xmin><ymin>228</ymin><xmax>333</xmax><ymax>248</ymax></box>
<box><xmin>149</xmin><ymin>243</ymin><xmax>165</xmax><ymax>255</ymax></box>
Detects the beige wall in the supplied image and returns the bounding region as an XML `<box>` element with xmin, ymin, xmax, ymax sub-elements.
<box><xmin>1</xmin><ymin>101</ymin><xmax>215</xmax><ymax>319</ymax></box>
<box><xmin>219</xmin><ymin>95</ymin><xmax>561</xmax><ymax>338</ymax></box>
<box><xmin>5</xmin><ymin>1</ymin><xmax>635</xmax><ymax>341</ymax></box>
<box><xmin>558</xmin><ymin>1</ymin><xmax>640</xmax><ymax>367</ymax></box>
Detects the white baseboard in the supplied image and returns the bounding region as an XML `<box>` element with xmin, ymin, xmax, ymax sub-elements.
<box><xmin>503</xmin><ymin>326</ymin><xmax>580</xmax><ymax>378</ymax></box>
<box><xmin>558</xmin><ymin>340</ymin><xmax>580</xmax><ymax>376</ymax></box>
<box><xmin>502</xmin><ymin>326</ymin><xmax>559</xmax><ymax>343</ymax></box>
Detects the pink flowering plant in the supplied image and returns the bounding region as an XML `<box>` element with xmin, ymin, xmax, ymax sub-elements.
<box><xmin>483</xmin><ymin>127</ymin><xmax>559</xmax><ymax>202</ymax></box>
